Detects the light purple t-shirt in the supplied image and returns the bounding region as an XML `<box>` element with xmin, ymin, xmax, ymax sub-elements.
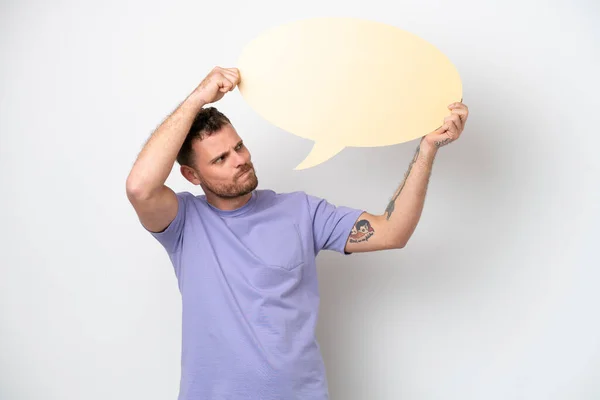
<box><xmin>148</xmin><ymin>188</ymin><xmax>364</xmax><ymax>400</ymax></box>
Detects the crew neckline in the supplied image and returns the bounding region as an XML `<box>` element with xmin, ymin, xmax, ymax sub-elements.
<box><xmin>204</xmin><ymin>190</ymin><xmax>258</xmax><ymax>218</ymax></box>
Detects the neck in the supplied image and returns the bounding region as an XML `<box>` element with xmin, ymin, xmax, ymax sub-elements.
<box><xmin>204</xmin><ymin>190</ymin><xmax>253</xmax><ymax>211</ymax></box>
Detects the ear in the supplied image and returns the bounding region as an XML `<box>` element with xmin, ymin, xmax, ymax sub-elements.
<box><xmin>180</xmin><ymin>165</ymin><xmax>202</xmax><ymax>185</ymax></box>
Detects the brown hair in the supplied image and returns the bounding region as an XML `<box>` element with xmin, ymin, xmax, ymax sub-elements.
<box><xmin>176</xmin><ymin>107</ymin><xmax>231</xmax><ymax>167</ymax></box>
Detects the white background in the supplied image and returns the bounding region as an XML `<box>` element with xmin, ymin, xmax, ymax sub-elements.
<box><xmin>1</xmin><ymin>0</ymin><xmax>598</xmax><ymax>399</ymax></box>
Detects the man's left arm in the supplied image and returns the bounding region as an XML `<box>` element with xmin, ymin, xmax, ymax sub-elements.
<box><xmin>344</xmin><ymin>101</ymin><xmax>469</xmax><ymax>253</ymax></box>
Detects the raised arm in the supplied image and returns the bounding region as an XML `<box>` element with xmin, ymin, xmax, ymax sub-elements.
<box><xmin>125</xmin><ymin>67</ymin><xmax>240</xmax><ymax>232</ymax></box>
<box><xmin>344</xmin><ymin>102</ymin><xmax>469</xmax><ymax>253</ymax></box>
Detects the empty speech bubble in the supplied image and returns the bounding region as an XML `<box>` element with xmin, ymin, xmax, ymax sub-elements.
<box><xmin>237</xmin><ymin>17</ymin><xmax>462</xmax><ymax>170</ymax></box>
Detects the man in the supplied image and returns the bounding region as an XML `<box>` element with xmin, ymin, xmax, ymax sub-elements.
<box><xmin>126</xmin><ymin>66</ymin><xmax>468</xmax><ymax>400</ymax></box>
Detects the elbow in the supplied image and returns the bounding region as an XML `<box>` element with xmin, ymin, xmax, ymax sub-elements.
<box><xmin>126</xmin><ymin>175</ymin><xmax>153</xmax><ymax>201</ymax></box>
<box><xmin>392</xmin><ymin>225</ymin><xmax>418</xmax><ymax>249</ymax></box>
<box><xmin>393</xmin><ymin>235</ymin><xmax>410</xmax><ymax>249</ymax></box>
<box><xmin>387</xmin><ymin>239</ymin><xmax>407</xmax><ymax>250</ymax></box>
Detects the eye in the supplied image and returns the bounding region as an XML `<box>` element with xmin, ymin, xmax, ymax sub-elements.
<box><xmin>235</xmin><ymin>143</ymin><xmax>244</xmax><ymax>151</ymax></box>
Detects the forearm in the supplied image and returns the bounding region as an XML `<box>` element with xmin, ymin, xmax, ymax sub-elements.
<box><xmin>126</xmin><ymin>91</ymin><xmax>206</xmax><ymax>198</ymax></box>
<box><xmin>383</xmin><ymin>138</ymin><xmax>438</xmax><ymax>246</ymax></box>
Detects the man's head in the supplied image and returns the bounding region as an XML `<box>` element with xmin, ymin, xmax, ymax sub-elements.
<box><xmin>356</xmin><ymin>219</ymin><xmax>373</xmax><ymax>234</ymax></box>
<box><xmin>177</xmin><ymin>107</ymin><xmax>258</xmax><ymax>199</ymax></box>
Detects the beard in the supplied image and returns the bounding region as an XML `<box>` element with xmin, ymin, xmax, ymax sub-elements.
<box><xmin>201</xmin><ymin>165</ymin><xmax>259</xmax><ymax>199</ymax></box>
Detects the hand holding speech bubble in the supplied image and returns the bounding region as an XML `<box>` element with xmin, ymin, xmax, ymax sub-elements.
<box><xmin>237</xmin><ymin>17</ymin><xmax>462</xmax><ymax>170</ymax></box>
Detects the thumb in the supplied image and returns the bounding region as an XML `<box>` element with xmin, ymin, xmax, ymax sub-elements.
<box><xmin>431</xmin><ymin>124</ymin><xmax>448</xmax><ymax>136</ymax></box>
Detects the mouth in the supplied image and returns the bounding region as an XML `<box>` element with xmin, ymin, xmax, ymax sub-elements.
<box><xmin>238</xmin><ymin>168</ymin><xmax>253</xmax><ymax>179</ymax></box>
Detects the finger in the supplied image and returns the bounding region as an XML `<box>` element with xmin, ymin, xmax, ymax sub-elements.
<box><xmin>448</xmin><ymin>102</ymin><xmax>469</xmax><ymax>115</ymax></box>
<box><xmin>222</xmin><ymin>68</ymin><xmax>240</xmax><ymax>84</ymax></box>
<box><xmin>444</xmin><ymin>115</ymin><xmax>460</xmax><ymax>128</ymax></box>
<box><xmin>450</xmin><ymin>119</ymin><xmax>460</xmax><ymax>138</ymax></box>
<box><xmin>432</xmin><ymin>124</ymin><xmax>448</xmax><ymax>135</ymax></box>
<box><xmin>449</xmin><ymin>103</ymin><xmax>468</xmax><ymax>122</ymax></box>
<box><xmin>219</xmin><ymin>71</ymin><xmax>236</xmax><ymax>85</ymax></box>
<box><xmin>218</xmin><ymin>76</ymin><xmax>235</xmax><ymax>92</ymax></box>
<box><xmin>450</xmin><ymin>113</ymin><xmax>463</xmax><ymax>132</ymax></box>
<box><xmin>451</xmin><ymin>107</ymin><xmax>468</xmax><ymax>117</ymax></box>
<box><xmin>221</xmin><ymin>69</ymin><xmax>239</xmax><ymax>84</ymax></box>
<box><xmin>443</xmin><ymin>119</ymin><xmax>459</xmax><ymax>139</ymax></box>
<box><xmin>448</xmin><ymin>101</ymin><xmax>467</xmax><ymax>110</ymax></box>
<box><xmin>224</xmin><ymin>67</ymin><xmax>240</xmax><ymax>77</ymax></box>
<box><xmin>445</xmin><ymin>114</ymin><xmax>461</xmax><ymax>130</ymax></box>
<box><xmin>450</xmin><ymin>108</ymin><xmax>468</xmax><ymax>125</ymax></box>
<box><xmin>222</xmin><ymin>73</ymin><xmax>240</xmax><ymax>91</ymax></box>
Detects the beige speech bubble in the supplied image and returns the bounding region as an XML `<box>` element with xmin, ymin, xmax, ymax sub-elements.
<box><xmin>237</xmin><ymin>17</ymin><xmax>462</xmax><ymax>170</ymax></box>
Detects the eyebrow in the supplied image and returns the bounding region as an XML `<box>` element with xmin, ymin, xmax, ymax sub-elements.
<box><xmin>210</xmin><ymin>140</ymin><xmax>244</xmax><ymax>164</ymax></box>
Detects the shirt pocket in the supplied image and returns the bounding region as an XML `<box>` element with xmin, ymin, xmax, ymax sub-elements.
<box><xmin>249</xmin><ymin>222</ymin><xmax>305</xmax><ymax>271</ymax></box>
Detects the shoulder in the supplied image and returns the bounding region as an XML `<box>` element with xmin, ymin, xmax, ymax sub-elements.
<box><xmin>253</xmin><ymin>189</ymin><xmax>314</xmax><ymax>214</ymax></box>
<box><xmin>256</xmin><ymin>189</ymin><xmax>309</xmax><ymax>204</ymax></box>
<box><xmin>174</xmin><ymin>190</ymin><xmax>206</xmax><ymax>203</ymax></box>
<box><xmin>257</xmin><ymin>189</ymin><xmax>338</xmax><ymax>208</ymax></box>
<box><xmin>170</xmin><ymin>190</ymin><xmax>210</xmax><ymax>213</ymax></box>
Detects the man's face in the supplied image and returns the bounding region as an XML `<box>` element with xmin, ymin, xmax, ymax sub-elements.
<box><xmin>189</xmin><ymin>124</ymin><xmax>258</xmax><ymax>198</ymax></box>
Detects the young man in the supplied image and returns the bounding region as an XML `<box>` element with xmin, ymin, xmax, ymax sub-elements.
<box><xmin>126</xmin><ymin>66</ymin><xmax>469</xmax><ymax>400</ymax></box>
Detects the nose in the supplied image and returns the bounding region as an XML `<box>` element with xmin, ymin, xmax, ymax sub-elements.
<box><xmin>232</xmin><ymin>148</ymin><xmax>248</xmax><ymax>167</ymax></box>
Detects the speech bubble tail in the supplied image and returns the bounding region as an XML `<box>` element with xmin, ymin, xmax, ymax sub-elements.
<box><xmin>294</xmin><ymin>142</ymin><xmax>345</xmax><ymax>170</ymax></box>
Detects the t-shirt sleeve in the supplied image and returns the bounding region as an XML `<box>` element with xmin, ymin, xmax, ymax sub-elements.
<box><xmin>145</xmin><ymin>191</ymin><xmax>188</xmax><ymax>254</ymax></box>
<box><xmin>306</xmin><ymin>193</ymin><xmax>364</xmax><ymax>255</ymax></box>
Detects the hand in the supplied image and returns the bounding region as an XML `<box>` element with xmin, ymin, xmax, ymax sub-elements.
<box><xmin>422</xmin><ymin>101</ymin><xmax>469</xmax><ymax>149</ymax></box>
<box><xmin>194</xmin><ymin>66</ymin><xmax>240</xmax><ymax>104</ymax></box>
